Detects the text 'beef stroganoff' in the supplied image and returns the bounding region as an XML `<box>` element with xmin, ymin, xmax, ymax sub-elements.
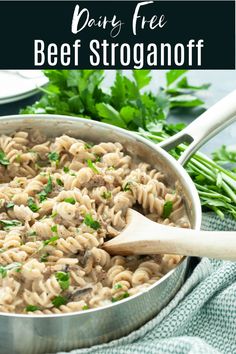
<box><xmin>0</xmin><ymin>131</ymin><xmax>190</xmax><ymax>314</ymax></box>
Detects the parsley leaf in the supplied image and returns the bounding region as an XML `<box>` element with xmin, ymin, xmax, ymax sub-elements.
<box><xmin>27</xmin><ymin>230</ymin><xmax>37</xmax><ymax>237</ymax></box>
<box><xmin>82</xmin><ymin>305</ymin><xmax>89</xmax><ymax>310</ymax></box>
<box><xmin>84</xmin><ymin>214</ymin><xmax>100</xmax><ymax>230</ymax></box>
<box><xmin>96</xmin><ymin>103</ymin><xmax>127</xmax><ymax>129</ymax></box>
<box><xmin>63</xmin><ymin>166</ymin><xmax>70</xmax><ymax>173</ymax></box>
<box><xmin>166</xmin><ymin>70</ymin><xmax>187</xmax><ymax>86</ymax></box>
<box><xmin>87</xmin><ymin>159</ymin><xmax>99</xmax><ymax>174</ymax></box>
<box><xmin>51</xmin><ymin>225</ymin><xmax>58</xmax><ymax>233</ymax></box>
<box><xmin>40</xmin><ymin>253</ymin><xmax>49</xmax><ymax>262</ymax></box>
<box><xmin>0</xmin><ymin>151</ymin><xmax>10</xmax><ymax>166</ymax></box>
<box><xmin>114</xmin><ymin>283</ymin><xmax>122</xmax><ymax>290</ymax></box>
<box><xmin>28</xmin><ymin>198</ymin><xmax>40</xmax><ymax>212</ymax></box>
<box><xmin>43</xmin><ymin>235</ymin><xmax>59</xmax><ymax>246</ymax></box>
<box><xmin>0</xmin><ymin>267</ymin><xmax>7</xmax><ymax>278</ymax></box>
<box><xmin>110</xmin><ymin>71</ymin><xmax>126</xmax><ymax>110</ymax></box>
<box><xmin>84</xmin><ymin>143</ymin><xmax>92</xmax><ymax>149</ymax></box>
<box><xmin>0</xmin><ymin>262</ymin><xmax>22</xmax><ymax>278</ymax></box>
<box><xmin>51</xmin><ymin>211</ymin><xmax>58</xmax><ymax>218</ymax></box>
<box><xmin>0</xmin><ymin>220</ymin><xmax>22</xmax><ymax>230</ymax></box>
<box><xmin>25</xmin><ymin>305</ymin><xmax>40</xmax><ymax>312</ymax></box>
<box><xmin>169</xmin><ymin>95</ymin><xmax>204</xmax><ymax>108</ymax></box>
<box><xmin>123</xmin><ymin>182</ymin><xmax>132</xmax><ymax>192</ymax></box>
<box><xmin>64</xmin><ymin>197</ymin><xmax>76</xmax><ymax>205</ymax></box>
<box><xmin>52</xmin><ymin>295</ymin><xmax>68</xmax><ymax>308</ymax></box>
<box><xmin>44</xmin><ymin>176</ymin><xmax>53</xmax><ymax>194</ymax></box>
<box><xmin>94</xmin><ymin>154</ymin><xmax>101</xmax><ymax>162</ymax></box>
<box><xmin>101</xmin><ymin>191</ymin><xmax>112</xmax><ymax>199</ymax></box>
<box><xmin>6</xmin><ymin>202</ymin><xmax>14</xmax><ymax>209</ymax></box>
<box><xmin>38</xmin><ymin>176</ymin><xmax>53</xmax><ymax>202</ymax></box>
<box><xmin>111</xmin><ymin>292</ymin><xmax>129</xmax><ymax>302</ymax></box>
<box><xmin>48</xmin><ymin>152</ymin><xmax>60</xmax><ymax>163</ymax></box>
<box><xmin>163</xmin><ymin>201</ymin><xmax>173</xmax><ymax>219</ymax></box>
<box><xmin>133</xmin><ymin>70</ymin><xmax>152</xmax><ymax>89</ymax></box>
<box><xmin>55</xmin><ymin>271</ymin><xmax>70</xmax><ymax>290</ymax></box>
<box><xmin>56</xmin><ymin>178</ymin><xmax>64</xmax><ymax>186</ymax></box>
<box><xmin>166</xmin><ymin>72</ymin><xmax>210</xmax><ymax>94</ymax></box>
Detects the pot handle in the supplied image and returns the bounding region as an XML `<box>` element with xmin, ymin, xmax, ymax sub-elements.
<box><xmin>158</xmin><ymin>90</ymin><xmax>236</xmax><ymax>166</ymax></box>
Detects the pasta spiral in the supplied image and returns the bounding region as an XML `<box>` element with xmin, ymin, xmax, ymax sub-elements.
<box><xmin>0</xmin><ymin>130</ymin><xmax>190</xmax><ymax>314</ymax></box>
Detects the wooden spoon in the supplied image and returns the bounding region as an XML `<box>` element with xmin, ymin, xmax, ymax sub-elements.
<box><xmin>103</xmin><ymin>209</ymin><xmax>236</xmax><ymax>261</ymax></box>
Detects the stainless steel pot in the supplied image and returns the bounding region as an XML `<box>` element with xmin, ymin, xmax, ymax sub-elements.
<box><xmin>0</xmin><ymin>90</ymin><xmax>236</xmax><ymax>354</ymax></box>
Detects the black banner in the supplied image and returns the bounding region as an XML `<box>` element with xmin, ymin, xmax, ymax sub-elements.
<box><xmin>0</xmin><ymin>1</ymin><xmax>235</xmax><ymax>69</ymax></box>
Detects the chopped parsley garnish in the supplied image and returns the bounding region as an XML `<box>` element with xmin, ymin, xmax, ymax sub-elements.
<box><xmin>123</xmin><ymin>182</ymin><xmax>132</xmax><ymax>191</ymax></box>
<box><xmin>48</xmin><ymin>152</ymin><xmax>60</xmax><ymax>164</ymax></box>
<box><xmin>87</xmin><ymin>159</ymin><xmax>99</xmax><ymax>174</ymax></box>
<box><xmin>84</xmin><ymin>143</ymin><xmax>92</xmax><ymax>149</ymax></box>
<box><xmin>64</xmin><ymin>197</ymin><xmax>76</xmax><ymax>205</ymax></box>
<box><xmin>40</xmin><ymin>253</ymin><xmax>49</xmax><ymax>262</ymax></box>
<box><xmin>44</xmin><ymin>175</ymin><xmax>53</xmax><ymax>194</ymax></box>
<box><xmin>82</xmin><ymin>305</ymin><xmax>89</xmax><ymax>310</ymax></box>
<box><xmin>162</xmin><ymin>201</ymin><xmax>173</xmax><ymax>219</ymax></box>
<box><xmin>25</xmin><ymin>305</ymin><xmax>40</xmax><ymax>312</ymax></box>
<box><xmin>94</xmin><ymin>154</ymin><xmax>101</xmax><ymax>162</ymax></box>
<box><xmin>55</xmin><ymin>271</ymin><xmax>70</xmax><ymax>290</ymax></box>
<box><xmin>0</xmin><ymin>151</ymin><xmax>9</xmax><ymax>166</ymax></box>
<box><xmin>84</xmin><ymin>214</ymin><xmax>100</xmax><ymax>230</ymax></box>
<box><xmin>52</xmin><ymin>295</ymin><xmax>68</xmax><ymax>308</ymax></box>
<box><xmin>114</xmin><ymin>283</ymin><xmax>122</xmax><ymax>290</ymax></box>
<box><xmin>0</xmin><ymin>220</ymin><xmax>22</xmax><ymax>230</ymax></box>
<box><xmin>38</xmin><ymin>176</ymin><xmax>53</xmax><ymax>202</ymax></box>
<box><xmin>0</xmin><ymin>262</ymin><xmax>22</xmax><ymax>278</ymax></box>
<box><xmin>6</xmin><ymin>201</ymin><xmax>14</xmax><ymax>209</ymax></box>
<box><xmin>63</xmin><ymin>166</ymin><xmax>70</xmax><ymax>173</ymax></box>
<box><xmin>111</xmin><ymin>292</ymin><xmax>129</xmax><ymax>303</ymax></box>
<box><xmin>0</xmin><ymin>267</ymin><xmax>7</xmax><ymax>278</ymax></box>
<box><xmin>51</xmin><ymin>211</ymin><xmax>58</xmax><ymax>218</ymax></box>
<box><xmin>51</xmin><ymin>225</ymin><xmax>58</xmax><ymax>233</ymax></box>
<box><xmin>43</xmin><ymin>235</ymin><xmax>59</xmax><ymax>246</ymax></box>
<box><xmin>16</xmin><ymin>155</ymin><xmax>21</xmax><ymax>163</ymax></box>
<box><xmin>27</xmin><ymin>230</ymin><xmax>37</xmax><ymax>237</ymax></box>
<box><xmin>101</xmin><ymin>191</ymin><xmax>112</xmax><ymax>200</ymax></box>
<box><xmin>28</xmin><ymin>198</ymin><xmax>40</xmax><ymax>212</ymax></box>
<box><xmin>56</xmin><ymin>178</ymin><xmax>64</xmax><ymax>187</ymax></box>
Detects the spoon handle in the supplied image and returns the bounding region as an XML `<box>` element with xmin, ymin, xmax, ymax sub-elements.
<box><xmin>105</xmin><ymin>223</ymin><xmax>236</xmax><ymax>261</ymax></box>
<box><xmin>141</xmin><ymin>227</ymin><xmax>236</xmax><ymax>261</ymax></box>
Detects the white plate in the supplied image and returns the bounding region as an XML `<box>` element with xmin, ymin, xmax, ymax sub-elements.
<box><xmin>0</xmin><ymin>70</ymin><xmax>48</xmax><ymax>104</ymax></box>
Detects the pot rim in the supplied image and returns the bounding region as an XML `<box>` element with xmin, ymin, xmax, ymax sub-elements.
<box><xmin>0</xmin><ymin>114</ymin><xmax>202</xmax><ymax>318</ymax></box>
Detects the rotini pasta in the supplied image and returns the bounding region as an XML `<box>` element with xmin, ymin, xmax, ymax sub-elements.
<box><xmin>0</xmin><ymin>131</ymin><xmax>190</xmax><ymax>315</ymax></box>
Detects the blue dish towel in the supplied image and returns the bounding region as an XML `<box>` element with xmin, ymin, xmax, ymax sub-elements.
<box><xmin>58</xmin><ymin>213</ymin><xmax>236</xmax><ymax>354</ymax></box>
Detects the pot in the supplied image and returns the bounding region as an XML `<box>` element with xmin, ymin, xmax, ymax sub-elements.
<box><xmin>0</xmin><ymin>90</ymin><xmax>236</xmax><ymax>354</ymax></box>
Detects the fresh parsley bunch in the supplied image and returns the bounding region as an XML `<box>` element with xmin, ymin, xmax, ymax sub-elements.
<box><xmin>21</xmin><ymin>69</ymin><xmax>207</xmax><ymax>131</ymax></box>
<box><xmin>20</xmin><ymin>70</ymin><xmax>236</xmax><ymax>219</ymax></box>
